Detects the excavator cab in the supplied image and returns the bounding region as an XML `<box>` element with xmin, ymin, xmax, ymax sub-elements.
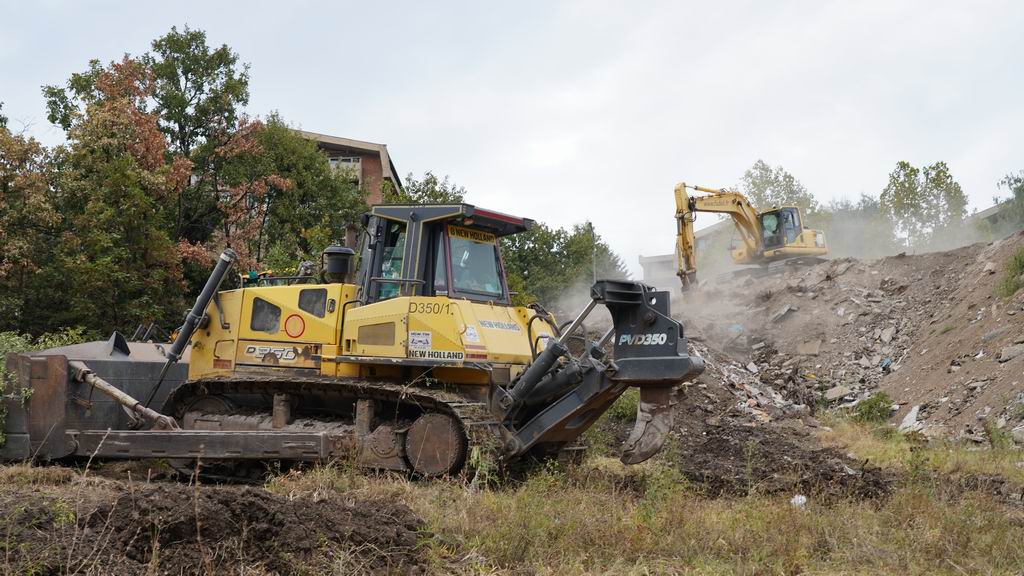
<box><xmin>756</xmin><ymin>205</ymin><xmax>826</xmax><ymax>259</ymax></box>
<box><xmin>760</xmin><ymin>207</ymin><xmax>801</xmax><ymax>250</ymax></box>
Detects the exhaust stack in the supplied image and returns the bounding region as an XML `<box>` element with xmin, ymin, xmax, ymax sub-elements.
<box><xmin>146</xmin><ymin>248</ymin><xmax>237</xmax><ymax>407</ymax></box>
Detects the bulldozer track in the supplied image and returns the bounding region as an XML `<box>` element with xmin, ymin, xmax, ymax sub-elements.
<box><xmin>163</xmin><ymin>373</ymin><xmax>506</xmax><ymax>479</ymax></box>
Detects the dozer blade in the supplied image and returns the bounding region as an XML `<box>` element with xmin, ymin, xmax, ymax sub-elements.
<box><xmin>620</xmin><ymin>386</ymin><xmax>677</xmax><ymax>465</ymax></box>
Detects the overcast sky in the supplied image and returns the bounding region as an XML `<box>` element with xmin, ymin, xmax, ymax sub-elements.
<box><xmin>3</xmin><ymin>1</ymin><xmax>1022</xmax><ymax>275</ymax></box>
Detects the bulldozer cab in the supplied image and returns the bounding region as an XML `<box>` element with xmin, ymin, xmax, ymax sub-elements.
<box><xmin>760</xmin><ymin>206</ymin><xmax>803</xmax><ymax>250</ymax></box>
<box><xmin>356</xmin><ymin>204</ymin><xmax>532</xmax><ymax>305</ymax></box>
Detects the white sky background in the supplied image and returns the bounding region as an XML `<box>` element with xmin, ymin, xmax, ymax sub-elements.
<box><xmin>3</xmin><ymin>1</ymin><xmax>1023</xmax><ymax>276</ymax></box>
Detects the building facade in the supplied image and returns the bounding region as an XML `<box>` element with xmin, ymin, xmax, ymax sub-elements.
<box><xmin>296</xmin><ymin>130</ymin><xmax>402</xmax><ymax>205</ymax></box>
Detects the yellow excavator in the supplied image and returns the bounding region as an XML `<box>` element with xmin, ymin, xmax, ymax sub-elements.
<box><xmin>674</xmin><ymin>182</ymin><xmax>828</xmax><ymax>290</ymax></box>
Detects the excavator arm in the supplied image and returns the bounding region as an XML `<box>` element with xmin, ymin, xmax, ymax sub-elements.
<box><xmin>674</xmin><ymin>182</ymin><xmax>763</xmax><ymax>290</ymax></box>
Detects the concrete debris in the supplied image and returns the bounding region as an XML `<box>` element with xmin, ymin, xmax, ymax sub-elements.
<box><xmin>898</xmin><ymin>405</ymin><xmax>920</xmax><ymax>432</ymax></box>
<box><xmin>681</xmin><ymin>234</ymin><xmax>1024</xmax><ymax>441</ymax></box>
<box><xmin>998</xmin><ymin>343</ymin><xmax>1024</xmax><ymax>363</ymax></box>
<box><xmin>770</xmin><ymin>304</ymin><xmax>795</xmax><ymax>322</ymax></box>
<box><xmin>824</xmin><ymin>385</ymin><xmax>852</xmax><ymax>401</ymax></box>
<box><xmin>1012</xmin><ymin>425</ymin><xmax>1024</xmax><ymax>446</ymax></box>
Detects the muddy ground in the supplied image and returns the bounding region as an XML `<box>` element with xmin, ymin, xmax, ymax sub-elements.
<box><xmin>0</xmin><ymin>469</ymin><xmax>426</xmax><ymax>575</ymax></box>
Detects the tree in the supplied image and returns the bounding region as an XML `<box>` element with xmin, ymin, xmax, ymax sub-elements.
<box><xmin>502</xmin><ymin>221</ymin><xmax>628</xmax><ymax>307</ymax></box>
<box><xmin>879</xmin><ymin>161</ymin><xmax>966</xmax><ymax>247</ymax></box>
<box><xmin>739</xmin><ymin>160</ymin><xmax>819</xmax><ymax>217</ymax></box>
<box><xmin>819</xmin><ymin>194</ymin><xmax>899</xmax><ymax>258</ymax></box>
<box><xmin>0</xmin><ymin>126</ymin><xmax>60</xmax><ymax>330</ymax></box>
<box><xmin>146</xmin><ymin>25</ymin><xmax>250</xmax><ymax>158</ymax></box>
<box><xmin>204</xmin><ymin>114</ymin><xmax>367</xmax><ymax>270</ymax></box>
<box><xmin>42</xmin><ymin>26</ymin><xmax>251</xmax><ymax>248</ymax></box>
<box><xmin>0</xmin><ymin>102</ymin><xmax>6</xmax><ymax>129</ymax></box>
<box><xmin>997</xmin><ymin>171</ymin><xmax>1024</xmax><ymax>228</ymax></box>
<box><xmin>386</xmin><ymin>171</ymin><xmax>466</xmax><ymax>204</ymax></box>
<box><xmin>32</xmin><ymin>57</ymin><xmax>188</xmax><ymax>335</ymax></box>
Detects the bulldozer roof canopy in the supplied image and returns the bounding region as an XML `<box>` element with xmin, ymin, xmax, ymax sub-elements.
<box><xmin>369</xmin><ymin>203</ymin><xmax>534</xmax><ymax>237</ymax></box>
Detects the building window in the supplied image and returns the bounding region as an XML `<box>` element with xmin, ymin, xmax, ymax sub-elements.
<box><xmin>328</xmin><ymin>156</ymin><xmax>362</xmax><ymax>186</ymax></box>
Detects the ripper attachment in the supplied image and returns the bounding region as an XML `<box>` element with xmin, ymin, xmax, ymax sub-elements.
<box><xmin>492</xmin><ymin>280</ymin><xmax>704</xmax><ymax>465</ymax></box>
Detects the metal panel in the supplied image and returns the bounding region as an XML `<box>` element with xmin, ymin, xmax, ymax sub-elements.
<box><xmin>71</xmin><ymin>430</ymin><xmax>355</xmax><ymax>460</ymax></box>
<box><xmin>26</xmin><ymin>356</ymin><xmax>69</xmax><ymax>459</ymax></box>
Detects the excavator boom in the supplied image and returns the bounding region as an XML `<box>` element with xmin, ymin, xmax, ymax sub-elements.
<box><xmin>674</xmin><ymin>181</ymin><xmax>828</xmax><ymax>291</ymax></box>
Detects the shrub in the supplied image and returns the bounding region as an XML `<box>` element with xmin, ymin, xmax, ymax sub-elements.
<box><xmin>995</xmin><ymin>247</ymin><xmax>1024</xmax><ymax>297</ymax></box>
<box><xmin>853</xmin><ymin>392</ymin><xmax>894</xmax><ymax>424</ymax></box>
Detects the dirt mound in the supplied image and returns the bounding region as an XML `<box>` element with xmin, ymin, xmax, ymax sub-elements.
<box><xmin>669</xmin><ymin>422</ymin><xmax>893</xmax><ymax>499</ymax></box>
<box><xmin>674</xmin><ymin>234</ymin><xmax>1024</xmax><ymax>444</ymax></box>
<box><xmin>0</xmin><ymin>480</ymin><xmax>426</xmax><ymax>575</ymax></box>
<box><xmin>878</xmin><ymin>233</ymin><xmax>1024</xmax><ymax>440</ymax></box>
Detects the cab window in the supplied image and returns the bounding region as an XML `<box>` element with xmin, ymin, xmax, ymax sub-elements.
<box><xmin>378</xmin><ymin>221</ymin><xmax>406</xmax><ymax>300</ymax></box>
<box><xmin>251</xmin><ymin>297</ymin><xmax>281</xmax><ymax>333</ymax></box>
<box><xmin>448</xmin><ymin>226</ymin><xmax>503</xmax><ymax>299</ymax></box>
<box><xmin>298</xmin><ymin>288</ymin><xmax>327</xmax><ymax>318</ymax></box>
<box><xmin>433</xmin><ymin>240</ymin><xmax>448</xmax><ymax>293</ymax></box>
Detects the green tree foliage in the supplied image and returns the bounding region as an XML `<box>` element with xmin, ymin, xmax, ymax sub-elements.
<box><xmin>214</xmin><ymin>114</ymin><xmax>367</xmax><ymax>269</ymax></box>
<box><xmin>386</xmin><ymin>171</ymin><xmax>466</xmax><ymax>204</ymax></box>
<box><xmin>0</xmin><ymin>102</ymin><xmax>7</xmax><ymax>128</ymax></box>
<box><xmin>0</xmin><ymin>126</ymin><xmax>60</xmax><ymax>330</ymax></box>
<box><xmin>879</xmin><ymin>161</ymin><xmax>967</xmax><ymax>247</ymax></box>
<box><xmin>502</xmin><ymin>221</ymin><xmax>628</xmax><ymax>307</ymax></box>
<box><xmin>13</xmin><ymin>26</ymin><xmax>369</xmax><ymax>337</ymax></box>
<box><xmin>8</xmin><ymin>57</ymin><xmax>188</xmax><ymax>335</ymax></box>
<box><xmin>739</xmin><ymin>160</ymin><xmax>819</xmax><ymax>217</ymax></box>
<box><xmin>145</xmin><ymin>25</ymin><xmax>250</xmax><ymax>158</ymax></box>
<box><xmin>996</xmin><ymin>171</ymin><xmax>1024</xmax><ymax>229</ymax></box>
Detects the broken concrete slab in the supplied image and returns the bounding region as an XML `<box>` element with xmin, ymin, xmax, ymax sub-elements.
<box><xmin>998</xmin><ymin>343</ymin><xmax>1024</xmax><ymax>363</ymax></box>
<box><xmin>770</xmin><ymin>304</ymin><xmax>796</xmax><ymax>322</ymax></box>
<box><xmin>1012</xmin><ymin>425</ymin><xmax>1024</xmax><ymax>445</ymax></box>
<box><xmin>898</xmin><ymin>405</ymin><xmax>920</xmax><ymax>432</ymax></box>
<box><xmin>880</xmin><ymin>326</ymin><xmax>895</xmax><ymax>344</ymax></box>
<box><xmin>824</xmin><ymin>385</ymin><xmax>852</xmax><ymax>401</ymax></box>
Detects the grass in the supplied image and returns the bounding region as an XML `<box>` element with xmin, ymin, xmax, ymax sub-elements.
<box><xmin>995</xmin><ymin>246</ymin><xmax>1024</xmax><ymax>297</ymax></box>
<box><xmin>820</xmin><ymin>418</ymin><xmax>1024</xmax><ymax>484</ymax></box>
<box><xmin>265</xmin><ymin>437</ymin><xmax>1024</xmax><ymax>575</ymax></box>
<box><xmin>1</xmin><ymin>415</ymin><xmax>1022</xmax><ymax>574</ymax></box>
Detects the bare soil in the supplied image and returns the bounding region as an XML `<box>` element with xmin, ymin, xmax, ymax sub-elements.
<box><xmin>0</xmin><ymin>476</ymin><xmax>426</xmax><ymax>575</ymax></box>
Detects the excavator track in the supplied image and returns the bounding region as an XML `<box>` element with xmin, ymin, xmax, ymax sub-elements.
<box><xmin>162</xmin><ymin>374</ymin><xmax>507</xmax><ymax>481</ymax></box>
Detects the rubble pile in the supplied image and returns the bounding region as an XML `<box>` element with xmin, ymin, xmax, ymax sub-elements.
<box><xmin>678</xmin><ymin>233</ymin><xmax>1024</xmax><ymax>444</ymax></box>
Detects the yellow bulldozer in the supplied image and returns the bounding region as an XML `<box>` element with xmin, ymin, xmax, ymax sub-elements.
<box><xmin>674</xmin><ymin>182</ymin><xmax>828</xmax><ymax>290</ymax></box>
<box><xmin>3</xmin><ymin>203</ymin><xmax>704</xmax><ymax>479</ymax></box>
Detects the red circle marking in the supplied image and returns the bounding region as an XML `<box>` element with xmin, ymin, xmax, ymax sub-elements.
<box><xmin>284</xmin><ymin>314</ymin><xmax>305</xmax><ymax>338</ymax></box>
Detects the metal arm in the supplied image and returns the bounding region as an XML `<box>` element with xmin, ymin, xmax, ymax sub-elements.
<box><xmin>674</xmin><ymin>182</ymin><xmax>764</xmax><ymax>291</ymax></box>
<box><xmin>145</xmin><ymin>248</ymin><xmax>237</xmax><ymax>407</ymax></box>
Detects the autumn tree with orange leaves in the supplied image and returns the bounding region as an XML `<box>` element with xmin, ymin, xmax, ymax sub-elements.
<box><xmin>7</xmin><ymin>26</ymin><xmax>366</xmax><ymax>336</ymax></box>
